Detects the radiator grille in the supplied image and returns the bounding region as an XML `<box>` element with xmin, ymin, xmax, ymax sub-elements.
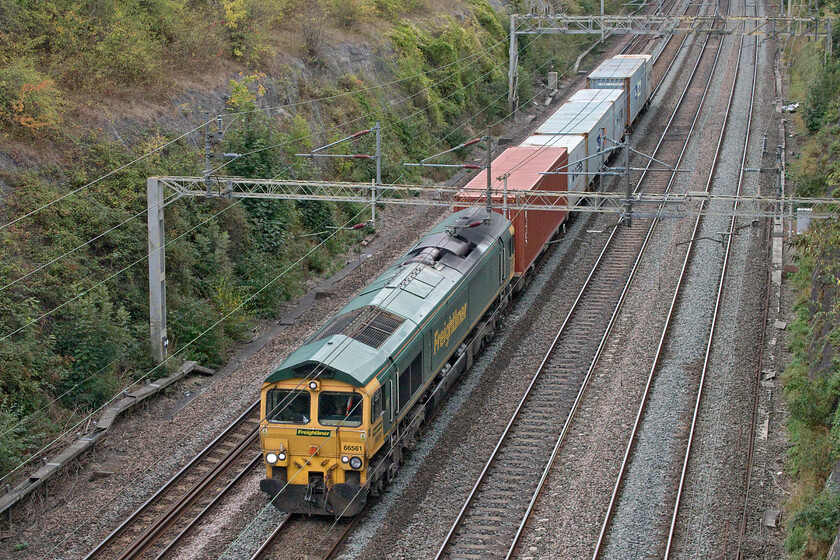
<box><xmin>315</xmin><ymin>306</ymin><xmax>404</xmax><ymax>349</ymax></box>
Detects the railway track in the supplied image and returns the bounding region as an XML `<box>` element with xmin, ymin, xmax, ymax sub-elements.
<box><xmin>592</xmin><ymin>0</ymin><xmax>766</xmax><ymax>557</ymax></box>
<box><xmin>80</xmin><ymin>6</ymin><xmax>699</xmax><ymax>560</ymax></box>
<box><xmin>247</xmin><ymin>515</ymin><xmax>356</xmax><ymax>560</ymax></box>
<box><xmin>434</xmin><ymin>8</ymin><xmax>727</xmax><ymax>559</ymax></box>
<box><xmin>84</xmin><ymin>404</ymin><xmax>261</xmax><ymax>560</ymax></box>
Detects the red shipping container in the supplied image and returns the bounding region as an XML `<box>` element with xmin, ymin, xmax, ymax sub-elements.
<box><xmin>454</xmin><ymin>147</ymin><xmax>568</xmax><ymax>276</ymax></box>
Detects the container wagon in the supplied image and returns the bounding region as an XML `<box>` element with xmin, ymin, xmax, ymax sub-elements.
<box><xmin>534</xmin><ymin>90</ymin><xmax>619</xmax><ymax>182</ymax></box>
<box><xmin>519</xmin><ymin>134</ymin><xmax>587</xmax><ymax>196</ymax></box>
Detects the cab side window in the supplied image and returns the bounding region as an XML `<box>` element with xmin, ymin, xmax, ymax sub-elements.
<box><xmin>384</xmin><ymin>380</ymin><xmax>392</xmax><ymax>420</ymax></box>
<box><xmin>371</xmin><ymin>387</ymin><xmax>383</xmax><ymax>422</ymax></box>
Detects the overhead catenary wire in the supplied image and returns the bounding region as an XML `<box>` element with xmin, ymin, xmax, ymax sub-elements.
<box><xmin>0</xmin><ymin>36</ymin><xmax>509</xmax><ymax>235</ymax></box>
<box><xmin>0</xmin><ymin>198</ymin><xmax>247</xmax><ymax>484</ymax></box>
<box><xmin>0</xmin><ymin>121</ymin><xmax>210</xmax><ymax>233</ymax></box>
<box><xmin>5</xmin><ymin>201</ymin><xmax>372</xmax><ymax>492</ymax></box>
<box><xmin>32</xmin><ymin>44</ymin><xmax>493</xmax><ymax>310</ymax></box>
<box><xmin>0</xmin><ymin>44</ymin><xmax>507</xmax><ymax>444</ymax></box>
<box><xmin>36</xmin><ymin>207</ymin><xmax>374</xmax><ymax>560</ymax></box>
<box><xmin>3</xmin><ymin>27</ymin><xmax>561</xmax><ymax>302</ymax></box>
<box><xmin>0</xmin><ymin>192</ymin><xmax>181</xmax><ymax>294</ymax></box>
<box><xmin>209</xmin><ymin>17</ymin><xmax>563</xmax><ymax>179</ymax></box>
<box><xmin>0</xmin><ymin>38</ymin><xmax>504</xmax><ymax>347</ymax></box>
<box><xmin>221</xmin><ymin>41</ymin><xmax>612</xmax><ymax>560</ymax></box>
<box><xmin>20</xmin><ymin>11</ymin><xmax>593</xmax><ymax>534</ymax></box>
<box><xmin>0</xmin><ymin>34</ymin><xmax>507</xmax><ymax>296</ymax></box>
<box><xmin>206</xmin><ymin>49</ymin><xmax>516</xmax><ymax>178</ymax></box>
<box><xmin>13</xmin><ymin>39</ymin><xmax>609</xmax><ymax>355</ymax></box>
<box><xmin>0</xmin><ymin>197</ymin><xmax>245</xmax><ymax>345</ymax></box>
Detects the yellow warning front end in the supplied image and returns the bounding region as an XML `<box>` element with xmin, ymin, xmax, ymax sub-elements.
<box><xmin>259</xmin><ymin>378</ymin><xmax>371</xmax><ymax>516</ymax></box>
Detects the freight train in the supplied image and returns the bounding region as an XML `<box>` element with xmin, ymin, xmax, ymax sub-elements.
<box><xmin>259</xmin><ymin>54</ymin><xmax>653</xmax><ymax>516</ymax></box>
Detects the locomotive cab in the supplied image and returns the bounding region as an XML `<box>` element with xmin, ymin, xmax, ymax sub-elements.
<box><xmin>259</xmin><ymin>375</ymin><xmax>376</xmax><ymax>516</ymax></box>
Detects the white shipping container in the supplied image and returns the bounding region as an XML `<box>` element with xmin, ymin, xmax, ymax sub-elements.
<box><xmin>568</xmin><ymin>89</ymin><xmax>626</xmax><ymax>143</ymax></box>
<box><xmin>587</xmin><ymin>54</ymin><xmax>652</xmax><ymax>125</ymax></box>
<box><xmin>520</xmin><ymin>134</ymin><xmax>587</xmax><ymax>194</ymax></box>
<box><xmin>536</xmin><ymin>96</ymin><xmax>615</xmax><ymax>180</ymax></box>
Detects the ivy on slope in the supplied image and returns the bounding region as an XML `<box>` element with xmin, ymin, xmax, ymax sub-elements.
<box><xmin>785</xmin><ymin>50</ymin><xmax>840</xmax><ymax>560</ymax></box>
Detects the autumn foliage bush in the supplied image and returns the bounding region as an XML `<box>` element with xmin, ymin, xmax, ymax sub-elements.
<box><xmin>0</xmin><ymin>61</ymin><xmax>64</xmax><ymax>133</ymax></box>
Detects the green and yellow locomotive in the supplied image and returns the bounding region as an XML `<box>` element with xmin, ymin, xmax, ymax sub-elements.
<box><xmin>259</xmin><ymin>207</ymin><xmax>514</xmax><ymax>516</ymax></box>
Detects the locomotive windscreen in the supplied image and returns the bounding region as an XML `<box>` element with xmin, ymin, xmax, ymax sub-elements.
<box><xmin>318</xmin><ymin>392</ymin><xmax>363</xmax><ymax>427</ymax></box>
<box><xmin>266</xmin><ymin>389</ymin><xmax>310</xmax><ymax>424</ymax></box>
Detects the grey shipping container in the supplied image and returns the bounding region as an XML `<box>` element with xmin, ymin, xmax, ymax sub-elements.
<box><xmin>520</xmin><ymin>134</ymin><xmax>588</xmax><ymax>195</ymax></box>
<box><xmin>567</xmin><ymin>88</ymin><xmax>626</xmax><ymax>143</ymax></box>
<box><xmin>536</xmin><ymin>92</ymin><xmax>616</xmax><ymax>180</ymax></box>
<box><xmin>587</xmin><ymin>54</ymin><xmax>651</xmax><ymax>125</ymax></box>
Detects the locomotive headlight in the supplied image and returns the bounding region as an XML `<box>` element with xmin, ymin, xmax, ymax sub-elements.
<box><xmin>278</xmin><ymin>452</ymin><xmax>287</xmax><ymax>462</ymax></box>
<box><xmin>309</xmin><ymin>380</ymin><xmax>319</xmax><ymax>391</ymax></box>
<box><xmin>349</xmin><ymin>456</ymin><xmax>363</xmax><ymax>470</ymax></box>
<box><xmin>341</xmin><ymin>456</ymin><xmax>350</xmax><ymax>464</ymax></box>
<box><xmin>266</xmin><ymin>452</ymin><xmax>279</xmax><ymax>465</ymax></box>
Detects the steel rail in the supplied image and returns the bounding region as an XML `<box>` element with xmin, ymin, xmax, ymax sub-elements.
<box><xmin>84</xmin><ymin>403</ymin><xmax>260</xmax><ymax>559</ymax></box>
<box><xmin>433</xmin><ymin>210</ymin><xmax>619</xmax><ymax>560</ymax></box>
<box><xmin>320</xmin><ymin>517</ymin><xmax>359</xmax><ymax>560</ymax></box>
<box><xmin>436</xmin><ymin>4</ymin><xmax>723</xmax><ymax>557</ymax></box>
<box><xmin>152</xmin><ymin>454</ymin><xmax>263</xmax><ymax>560</ymax></box>
<box><xmin>591</xmin><ymin>5</ymin><xmax>732</xmax><ymax>558</ymax></box>
<box><xmin>81</xmin><ymin>6</ymin><xmax>693</xmax><ymax>560</ymax></box>
<box><xmin>733</xmin><ymin>180</ymin><xmax>772</xmax><ymax>559</ymax></box>
<box><xmin>247</xmin><ymin>515</ymin><xmax>292</xmax><ymax>560</ymax></box>
<box><xmin>664</xmin><ymin>12</ymin><xmax>761</xmax><ymax>558</ymax></box>
<box><xmin>114</xmin><ymin>430</ymin><xmax>259</xmax><ymax>560</ymax></box>
<box><xmin>502</xmin><ymin>0</ymin><xmax>707</xmax><ymax>556</ymax></box>
<box><xmin>247</xmin><ymin>515</ymin><xmax>356</xmax><ymax>560</ymax></box>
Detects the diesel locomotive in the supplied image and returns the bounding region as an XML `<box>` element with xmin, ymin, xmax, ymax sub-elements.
<box><xmin>260</xmin><ymin>207</ymin><xmax>514</xmax><ymax>515</ymax></box>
